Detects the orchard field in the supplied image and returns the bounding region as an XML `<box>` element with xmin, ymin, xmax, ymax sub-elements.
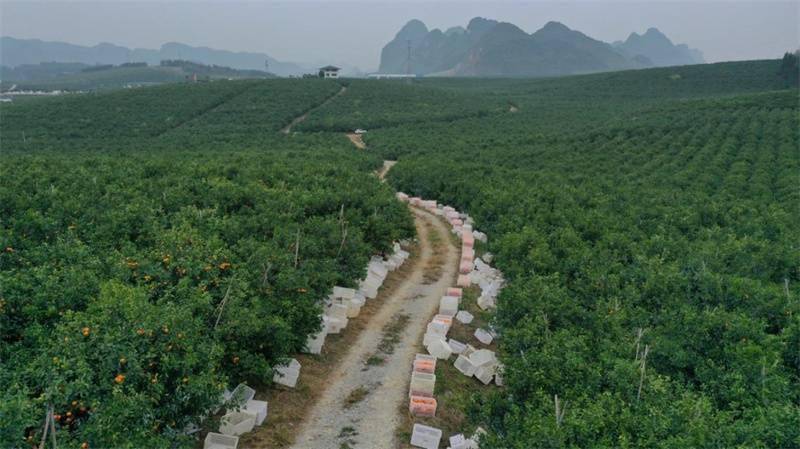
<box><xmin>1</xmin><ymin>58</ymin><xmax>798</xmax><ymax>448</ymax></box>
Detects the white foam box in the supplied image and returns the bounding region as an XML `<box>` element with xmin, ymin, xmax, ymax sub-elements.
<box><xmin>325</xmin><ymin>316</ymin><xmax>347</xmax><ymax>334</ymax></box>
<box><xmin>369</xmin><ymin>261</ymin><xmax>388</xmax><ymax>279</ymax></box>
<box><xmin>415</xmin><ymin>353</ymin><xmax>437</xmax><ymax>364</ymax></box>
<box><xmin>332</xmin><ymin>286</ymin><xmax>356</xmax><ymax>299</ymax></box>
<box><xmin>448</xmin><ymin>338</ymin><xmax>467</xmax><ymax>354</ymax></box>
<box><xmin>477</xmin><ymin>294</ymin><xmax>495</xmax><ymax>310</ymax></box>
<box><xmin>409</xmin><ymin>371</ymin><xmax>436</xmax><ymax>397</ymax></box>
<box><xmin>204</xmin><ymin>432</ymin><xmax>238</xmax><ymax>449</ymax></box>
<box><xmin>219</xmin><ymin>410</ymin><xmax>256</xmax><ymax>436</ymax></box>
<box><xmin>326</xmin><ymin>303</ymin><xmax>348</xmax><ymax>320</ymax></box>
<box><xmin>469</xmin><ymin>349</ymin><xmax>496</xmax><ymax>368</ymax></box>
<box><xmin>454</xmin><ymin>354</ymin><xmax>477</xmax><ymax>377</ymax></box>
<box><xmin>385</xmin><ymin>258</ymin><xmax>399</xmax><ymax>271</ymax></box>
<box><xmin>474</xmin><ymin>328</ymin><xmax>494</xmax><ymax>345</ymax></box>
<box><xmin>414</xmin><ymin>353</ymin><xmax>437</xmax><ymax>373</ymax></box>
<box><xmin>346</xmin><ymin>299</ymin><xmax>362</xmax><ymax>318</ymax></box>
<box><xmin>273</xmin><ymin>358</ymin><xmax>301</xmax><ymax>388</ymax></box>
<box><xmin>227</xmin><ymin>384</ymin><xmax>255</xmax><ymax>404</ymax></box>
<box><xmin>426</xmin><ymin>337</ymin><xmax>453</xmax><ymax>360</ymax></box>
<box><xmin>455</xmin><ymin>310</ymin><xmax>474</xmax><ymax>325</ymax></box>
<box><xmin>439</xmin><ymin>296</ymin><xmax>459</xmax><ymax>316</ymax></box>
<box><xmin>474</xmin><ymin>364</ymin><xmax>495</xmax><ymax>385</ymax></box>
<box><xmin>305</xmin><ymin>329</ymin><xmax>327</xmax><ymax>354</ymax></box>
<box><xmin>427</xmin><ymin>320</ymin><xmax>449</xmax><ymax>336</ymax></box>
<box><xmin>244</xmin><ymin>399</ymin><xmax>268</xmax><ymax>425</ymax></box>
<box><xmin>449</xmin><ymin>434</ymin><xmax>468</xmax><ymax>449</ymax></box>
<box><xmin>423</xmin><ymin>331</ymin><xmax>444</xmax><ymax>347</ymax></box>
<box><xmin>410</xmin><ymin>423</ymin><xmax>442</xmax><ymax>449</ymax></box>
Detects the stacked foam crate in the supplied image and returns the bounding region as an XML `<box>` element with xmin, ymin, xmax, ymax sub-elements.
<box><xmin>425</xmin><ymin>306</ymin><xmax>456</xmax><ymax>360</ymax></box>
<box><xmin>446</xmin><ymin>429</ymin><xmax>484</xmax><ymax>449</ymax></box>
<box><xmin>409</xmin><ymin>354</ymin><xmax>438</xmax><ymax>418</ymax></box>
<box><xmin>273</xmin><ymin>358</ymin><xmax>301</xmax><ymax>388</ymax></box>
<box><xmin>396</xmin><ymin>192</ymin><xmax>506</xmax><ymax>448</ymax></box>
<box><xmin>206</xmin><ymin>384</ymin><xmax>269</xmax><ymax>448</ymax></box>
<box><xmin>470</xmin><ymin>258</ymin><xmax>505</xmax><ymax>310</ymax></box>
<box><xmin>304</xmin><ymin>241</ymin><xmax>408</xmax><ymax>357</ymax></box>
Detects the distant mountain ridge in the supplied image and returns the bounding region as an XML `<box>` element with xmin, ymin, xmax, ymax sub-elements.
<box><xmin>379</xmin><ymin>18</ymin><xmax>704</xmax><ymax>77</ymax></box>
<box><xmin>0</xmin><ymin>37</ymin><xmax>308</xmax><ymax>77</ymax></box>
<box><xmin>613</xmin><ymin>27</ymin><xmax>704</xmax><ymax>67</ymax></box>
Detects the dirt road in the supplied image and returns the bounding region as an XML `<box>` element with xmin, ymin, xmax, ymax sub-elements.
<box><xmin>346</xmin><ymin>133</ymin><xmax>367</xmax><ymax>149</ymax></box>
<box><xmin>281</xmin><ymin>86</ymin><xmax>347</xmax><ymax>134</ymax></box>
<box><xmin>288</xmin><ymin>206</ymin><xmax>458</xmax><ymax>449</ymax></box>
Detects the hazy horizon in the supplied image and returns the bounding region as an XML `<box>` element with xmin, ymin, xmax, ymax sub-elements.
<box><xmin>2</xmin><ymin>1</ymin><xmax>798</xmax><ymax>71</ymax></box>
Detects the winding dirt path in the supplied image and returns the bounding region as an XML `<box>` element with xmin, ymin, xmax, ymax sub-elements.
<box><xmin>346</xmin><ymin>133</ymin><xmax>366</xmax><ymax>149</ymax></box>
<box><xmin>288</xmin><ymin>206</ymin><xmax>458</xmax><ymax>449</ymax></box>
<box><xmin>281</xmin><ymin>85</ymin><xmax>347</xmax><ymax>134</ymax></box>
<box><xmin>376</xmin><ymin>160</ymin><xmax>397</xmax><ymax>180</ymax></box>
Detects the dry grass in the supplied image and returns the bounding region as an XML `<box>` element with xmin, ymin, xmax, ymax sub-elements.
<box><xmin>343</xmin><ymin>386</ymin><xmax>371</xmax><ymax>409</ymax></box>
<box><xmin>364</xmin><ymin>312</ymin><xmax>411</xmax><ymax>368</ymax></box>
<box><xmin>338</xmin><ymin>425</ymin><xmax>358</xmax><ymax>448</ymax></box>
<box><xmin>240</xmin><ymin>236</ymin><xmax>424</xmax><ymax>449</ymax></box>
<box><xmin>422</xmin><ymin>222</ymin><xmax>445</xmax><ymax>284</ymax></box>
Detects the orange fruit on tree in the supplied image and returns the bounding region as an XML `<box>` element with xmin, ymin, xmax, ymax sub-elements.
<box><xmin>114</xmin><ymin>374</ymin><xmax>125</xmax><ymax>384</ymax></box>
<box><xmin>81</xmin><ymin>327</ymin><xmax>90</xmax><ymax>337</ymax></box>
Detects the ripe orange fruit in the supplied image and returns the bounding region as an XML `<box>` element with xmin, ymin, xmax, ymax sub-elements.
<box><xmin>81</xmin><ymin>327</ymin><xmax>90</xmax><ymax>337</ymax></box>
<box><xmin>114</xmin><ymin>374</ymin><xmax>125</xmax><ymax>384</ymax></box>
<box><xmin>81</xmin><ymin>442</ymin><xmax>89</xmax><ymax>449</ymax></box>
<box><xmin>219</xmin><ymin>262</ymin><xmax>231</xmax><ymax>270</ymax></box>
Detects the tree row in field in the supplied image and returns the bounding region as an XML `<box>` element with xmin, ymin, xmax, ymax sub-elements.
<box><xmin>368</xmin><ymin>62</ymin><xmax>799</xmax><ymax>448</ymax></box>
<box><xmin>0</xmin><ymin>81</ymin><xmax>413</xmax><ymax>448</ymax></box>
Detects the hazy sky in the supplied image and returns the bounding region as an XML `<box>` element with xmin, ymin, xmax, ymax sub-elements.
<box><xmin>2</xmin><ymin>1</ymin><xmax>798</xmax><ymax>70</ymax></box>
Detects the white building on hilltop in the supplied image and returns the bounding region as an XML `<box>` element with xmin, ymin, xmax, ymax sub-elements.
<box><xmin>319</xmin><ymin>66</ymin><xmax>341</xmax><ymax>79</ymax></box>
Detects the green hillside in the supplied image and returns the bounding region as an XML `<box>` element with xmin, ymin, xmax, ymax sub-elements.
<box><xmin>1</xmin><ymin>58</ymin><xmax>797</xmax><ymax>448</ymax></box>
<box><xmin>0</xmin><ymin>62</ymin><xmax>275</xmax><ymax>92</ymax></box>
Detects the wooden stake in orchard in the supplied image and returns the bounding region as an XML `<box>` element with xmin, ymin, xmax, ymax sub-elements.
<box><xmin>38</xmin><ymin>403</ymin><xmax>57</xmax><ymax>449</ymax></box>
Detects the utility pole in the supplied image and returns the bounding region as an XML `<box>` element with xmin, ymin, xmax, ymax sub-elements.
<box><xmin>406</xmin><ymin>39</ymin><xmax>412</xmax><ymax>75</ymax></box>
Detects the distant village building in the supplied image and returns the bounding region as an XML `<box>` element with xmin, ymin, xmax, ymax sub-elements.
<box><xmin>319</xmin><ymin>66</ymin><xmax>341</xmax><ymax>79</ymax></box>
<box><xmin>367</xmin><ymin>73</ymin><xmax>416</xmax><ymax>79</ymax></box>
